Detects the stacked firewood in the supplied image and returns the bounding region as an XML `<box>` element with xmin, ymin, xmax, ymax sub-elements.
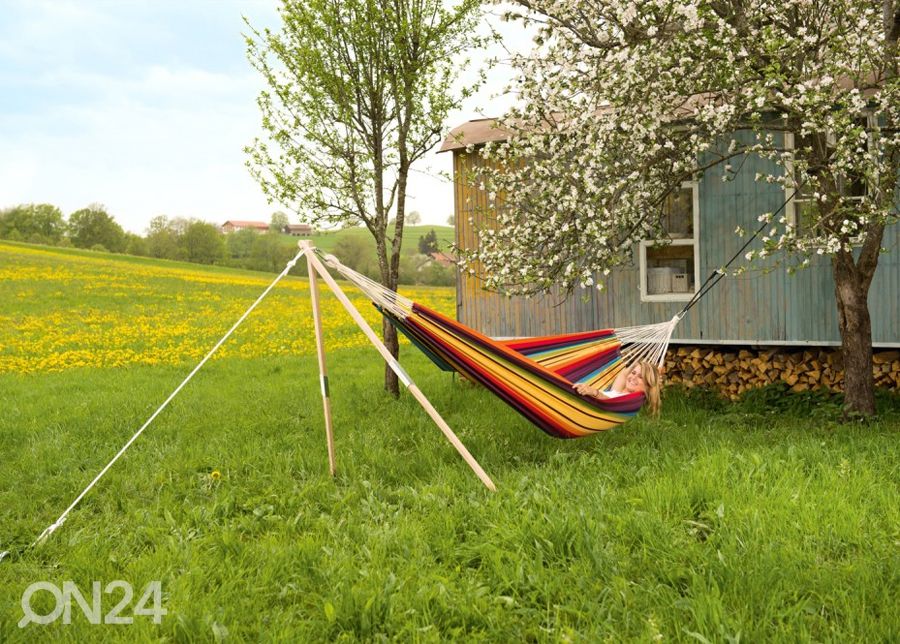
<box><xmin>663</xmin><ymin>346</ymin><xmax>900</xmax><ymax>399</ymax></box>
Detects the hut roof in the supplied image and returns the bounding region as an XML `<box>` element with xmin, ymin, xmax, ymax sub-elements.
<box><xmin>438</xmin><ymin>76</ymin><xmax>884</xmax><ymax>152</ymax></box>
<box><xmin>438</xmin><ymin>118</ymin><xmax>511</xmax><ymax>153</ymax></box>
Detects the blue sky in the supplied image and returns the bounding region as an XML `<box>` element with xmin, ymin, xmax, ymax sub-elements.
<box><xmin>0</xmin><ymin>0</ymin><xmax>518</xmax><ymax>234</ymax></box>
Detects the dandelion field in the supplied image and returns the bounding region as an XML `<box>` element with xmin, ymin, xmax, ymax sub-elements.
<box><xmin>0</xmin><ymin>242</ymin><xmax>453</xmax><ymax>375</ymax></box>
<box><xmin>1</xmin><ymin>241</ymin><xmax>899</xmax><ymax>642</ymax></box>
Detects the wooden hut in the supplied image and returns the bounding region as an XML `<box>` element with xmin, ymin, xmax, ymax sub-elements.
<box><xmin>439</xmin><ymin>119</ymin><xmax>900</xmax><ymax>352</ymax></box>
<box><xmin>284</xmin><ymin>223</ymin><xmax>314</xmax><ymax>236</ymax></box>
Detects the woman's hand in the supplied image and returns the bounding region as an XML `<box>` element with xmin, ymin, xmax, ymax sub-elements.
<box><xmin>573</xmin><ymin>383</ymin><xmax>599</xmax><ymax>397</ymax></box>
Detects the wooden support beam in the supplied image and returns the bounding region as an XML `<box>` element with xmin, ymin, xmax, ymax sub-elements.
<box><xmin>302</xmin><ymin>243</ymin><xmax>496</xmax><ymax>492</ymax></box>
<box><xmin>300</xmin><ymin>241</ymin><xmax>336</xmax><ymax>477</ymax></box>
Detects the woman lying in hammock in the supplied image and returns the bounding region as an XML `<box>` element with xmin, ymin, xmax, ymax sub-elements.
<box><xmin>573</xmin><ymin>361</ymin><xmax>662</xmax><ymax>415</ymax></box>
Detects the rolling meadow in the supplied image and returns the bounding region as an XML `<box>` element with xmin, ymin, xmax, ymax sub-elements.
<box><xmin>1</xmin><ymin>240</ymin><xmax>899</xmax><ymax>642</ymax></box>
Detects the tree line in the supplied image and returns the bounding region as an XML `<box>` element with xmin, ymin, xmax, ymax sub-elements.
<box><xmin>0</xmin><ymin>202</ymin><xmax>457</xmax><ymax>285</ymax></box>
<box><xmin>0</xmin><ymin>203</ymin><xmax>303</xmax><ymax>274</ymax></box>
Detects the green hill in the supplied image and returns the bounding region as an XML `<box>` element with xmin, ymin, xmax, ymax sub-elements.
<box><xmin>279</xmin><ymin>224</ymin><xmax>455</xmax><ymax>254</ymax></box>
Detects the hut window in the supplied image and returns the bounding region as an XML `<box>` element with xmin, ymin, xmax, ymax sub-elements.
<box><xmin>638</xmin><ymin>182</ymin><xmax>700</xmax><ymax>302</ymax></box>
<box><xmin>784</xmin><ymin>115</ymin><xmax>873</xmax><ymax>242</ymax></box>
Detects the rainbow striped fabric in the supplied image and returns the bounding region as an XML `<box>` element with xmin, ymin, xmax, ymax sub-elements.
<box><xmin>385</xmin><ymin>303</ymin><xmax>646</xmax><ymax>438</ymax></box>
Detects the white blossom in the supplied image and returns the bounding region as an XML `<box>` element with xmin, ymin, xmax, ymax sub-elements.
<box><xmin>462</xmin><ymin>0</ymin><xmax>899</xmax><ymax>295</ymax></box>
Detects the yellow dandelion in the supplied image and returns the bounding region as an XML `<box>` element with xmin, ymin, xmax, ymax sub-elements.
<box><xmin>0</xmin><ymin>241</ymin><xmax>456</xmax><ymax>375</ymax></box>
<box><xmin>210</xmin><ymin>470</ymin><xmax>222</xmax><ymax>481</ymax></box>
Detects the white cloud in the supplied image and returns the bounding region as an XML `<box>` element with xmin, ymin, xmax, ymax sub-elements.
<box><xmin>30</xmin><ymin>65</ymin><xmax>256</xmax><ymax>99</ymax></box>
<box><xmin>0</xmin><ymin>0</ymin><xmax>118</xmax><ymax>65</ymax></box>
<box><xmin>0</xmin><ymin>1</ymin><xmax>532</xmax><ymax>233</ymax></box>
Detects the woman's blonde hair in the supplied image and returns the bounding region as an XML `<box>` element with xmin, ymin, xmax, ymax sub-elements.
<box><xmin>639</xmin><ymin>361</ymin><xmax>662</xmax><ymax>416</ymax></box>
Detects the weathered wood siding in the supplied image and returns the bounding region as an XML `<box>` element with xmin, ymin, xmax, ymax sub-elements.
<box><xmin>453</xmin><ymin>135</ymin><xmax>900</xmax><ymax>347</ymax></box>
<box><xmin>453</xmin><ymin>150</ymin><xmax>599</xmax><ymax>337</ymax></box>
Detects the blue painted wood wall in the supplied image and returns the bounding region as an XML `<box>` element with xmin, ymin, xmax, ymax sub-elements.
<box><xmin>452</xmin><ymin>134</ymin><xmax>900</xmax><ymax>347</ymax></box>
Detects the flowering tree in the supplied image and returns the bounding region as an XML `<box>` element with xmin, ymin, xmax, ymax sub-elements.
<box><xmin>245</xmin><ymin>0</ymin><xmax>483</xmax><ymax>395</ymax></box>
<box><xmin>472</xmin><ymin>0</ymin><xmax>899</xmax><ymax>415</ymax></box>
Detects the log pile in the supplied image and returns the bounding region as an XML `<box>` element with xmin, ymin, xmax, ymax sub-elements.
<box><xmin>663</xmin><ymin>346</ymin><xmax>900</xmax><ymax>399</ymax></box>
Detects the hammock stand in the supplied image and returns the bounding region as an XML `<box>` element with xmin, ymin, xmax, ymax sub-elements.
<box><xmin>299</xmin><ymin>242</ymin><xmax>685</xmax><ymax>489</ymax></box>
<box><xmin>299</xmin><ymin>242</ymin><xmax>693</xmax><ymax>489</ymax></box>
<box><xmin>300</xmin><ymin>242</ymin><xmax>497</xmax><ymax>491</ymax></box>
<box><xmin>296</xmin><ymin>188</ymin><xmax>799</xmax><ymax>487</ymax></box>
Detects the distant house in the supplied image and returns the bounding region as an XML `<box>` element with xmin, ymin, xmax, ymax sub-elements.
<box><xmin>283</xmin><ymin>223</ymin><xmax>314</xmax><ymax>237</ymax></box>
<box><xmin>429</xmin><ymin>251</ymin><xmax>456</xmax><ymax>267</ymax></box>
<box><xmin>221</xmin><ymin>220</ymin><xmax>269</xmax><ymax>233</ymax></box>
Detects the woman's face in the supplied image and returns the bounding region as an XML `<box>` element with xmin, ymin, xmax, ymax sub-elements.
<box><xmin>624</xmin><ymin>364</ymin><xmax>646</xmax><ymax>393</ymax></box>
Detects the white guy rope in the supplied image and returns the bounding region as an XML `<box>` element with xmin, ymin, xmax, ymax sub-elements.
<box><xmin>31</xmin><ymin>249</ymin><xmax>305</xmax><ymax>548</ymax></box>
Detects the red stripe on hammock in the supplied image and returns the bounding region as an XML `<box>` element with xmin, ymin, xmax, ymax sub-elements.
<box><xmin>501</xmin><ymin>329</ymin><xmax>616</xmax><ymax>352</ymax></box>
<box><xmin>403</xmin><ymin>316</ymin><xmax>588</xmax><ymax>437</ymax></box>
<box><xmin>410</xmin><ymin>303</ymin><xmax>644</xmax><ymax>414</ymax></box>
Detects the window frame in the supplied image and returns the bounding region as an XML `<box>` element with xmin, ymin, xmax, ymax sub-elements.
<box><xmin>784</xmin><ymin>116</ymin><xmax>874</xmax><ymax>244</ymax></box>
<box><xmin>638</xmin><ymin>181</ymin><xmax>701</xmax><ymax>303</ymax></box>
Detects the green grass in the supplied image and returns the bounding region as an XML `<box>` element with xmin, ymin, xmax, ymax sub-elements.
<box><xmin>1</xmin><ymin>353</ymin><xmax>899</xmax><ymax>642</ymax></box>
<box><xmin>1</xmin><ymin>241</ymin><xmax>899</xmax><ymax>641</ymax></box>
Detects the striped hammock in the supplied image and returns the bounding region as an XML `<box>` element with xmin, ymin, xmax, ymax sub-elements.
<box><xmin>316</xmin><ymin>251</ymin><xmax>680</xmax><ymax>438</ymax></box>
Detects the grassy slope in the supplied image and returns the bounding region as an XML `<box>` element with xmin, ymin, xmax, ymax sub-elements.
<box><xmin>280</xmin><ymin>225</ymin><xmax>456</xmax><ymax>254</ymax></box>
<box><xmin>0</xmin><ymin>239</ymin><xmax>274</xmax><ymax>275</ymax></box>
<box><xmin>0</xmin><ymin>241</ymin><xmax>455</xmax><ymax>374</ymax></box>
<box><xmin>1</xmin><ymin>245</ymin><xmax>899</xmax><ymax>642</ymax></box>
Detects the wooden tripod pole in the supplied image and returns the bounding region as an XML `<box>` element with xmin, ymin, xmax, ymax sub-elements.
<box><xmin>300</xmin><ymin>241</ymin><xmax>336</xmax><ymax>477</ymax></box>
<box><xmin>302</xmin><ymin>244</ymin><xmax>496</xmax><ymax>492</ymax></box>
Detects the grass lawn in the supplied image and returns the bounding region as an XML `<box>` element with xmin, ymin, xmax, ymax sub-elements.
<box><xmin>1</xmin><ymin>242</ymin><xmax>899</xmax><ymax>641</ymax></box>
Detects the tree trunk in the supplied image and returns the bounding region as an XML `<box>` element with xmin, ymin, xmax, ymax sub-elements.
<box><xmin>832</xmin><ymin>252</ymin><xmax>876</xmax><ymax>416</ymax></box>
<box><xmin>381</xmin><ymin>246</ymin><xmax>401</xmax><ymax>397</ymax></box>
<box><xmin>375</xmin><ymin>237</ymin><xmax>400</xmax><ymax>398</ymax></box>
<box><xmin>382</xmin><ymin>316</ymin><xmax>400</xmax><ymax>397</ymax></box>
